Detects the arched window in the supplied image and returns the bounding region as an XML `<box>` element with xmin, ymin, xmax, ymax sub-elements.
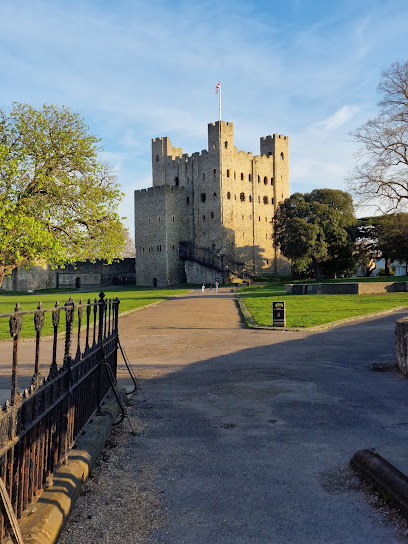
<box><xmin>241</xmin><ymin>173</ymin><xmax>244</xmax><ymax>180</ymax></box>
<box><xmin>174</xmin><ymin>176</ymin><xmax>179</xmax><ymax>186</ymax></box>
<box><xmin>213</xmin><ymin>169</ymin><xmax>216</xmax><ymax>176</ymax></box>
<box><xmin>211</xmin><ymin>212</ymin><xmax>214</xmax><ymax>219</ymax></box>
<box><xmin>224</xmin><ymin>141</ymin><xmax>228</xmax><ymax>148</ymax></box>
<box><xmin>227</xmin><ymin>192</ymin><xmax>231</xmax><ymax>200</ymax></box>
<box><xmin>213</xmin><ymin>192</ymin><xmax>217</xmax><ymax>199</ymax></box>
<box><xmin>201</xmin><ymin>193</ymin><xmax>206</xmax><ymax>202</ymax></box>
<box><xmin>227</xmin><ymin>169</ymin><xmax>230</xmax><ymax>177</ymax></box>
<box><xmin>263</xmin><ymin>196</ymin><xmax>269</xmax><ymax>204</ymax></box>
<box><xmin>264</xmin><ymin>176</ymin><xmax>268</xmax><ymax>185</ymax></box>
<box><xmin>240</xmin><ymin>193</ymin><xmax>245</xmax><ymax>202</ymax></box>
<box><xmin>155</xmin><ymin>155</ymin><xmax>159</xmax><ymax>162</ymax></box>
<box><xmin>280</xmin><ymin>152</ymin><xmax>284</xmax><ymax>160</ymax></box>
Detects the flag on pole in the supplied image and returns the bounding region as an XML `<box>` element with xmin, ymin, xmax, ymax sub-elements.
<box><xmin>215</xmin><ymin>81</ymin><xmax>221</xmax><ymax>94</ymax></box>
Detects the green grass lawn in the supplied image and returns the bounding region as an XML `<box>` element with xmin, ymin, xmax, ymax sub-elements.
<box><xmin>0</xmin><ymin>285</ymin><xmax>190</xmax><ymax>340</ymax></box>
<box><xmin>239</xmin><ymin>281</ymin><xmax>408</xmax><ymax>328</ymax></box>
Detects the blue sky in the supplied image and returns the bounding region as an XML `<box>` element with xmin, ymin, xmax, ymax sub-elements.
<box><xmin>1</xmin><ymin>0</ymin><xmax>408</xmax><ymax>231</ymax></box>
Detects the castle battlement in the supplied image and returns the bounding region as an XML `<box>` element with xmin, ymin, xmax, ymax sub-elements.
<box><xmin>136</xmin><ymin>119</ymin><xmax>290</xmax><ymax>287</ymax></box>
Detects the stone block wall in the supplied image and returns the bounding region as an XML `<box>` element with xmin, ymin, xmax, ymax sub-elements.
<box><xmin>396</xmin><ymin>317</ymin><xmax>408</xmax><ymax>376</ymax></box>
<box><xmin>285</xmin><ymin>282</ymin><xmax>408</xmax><ymax>295</ymax></box>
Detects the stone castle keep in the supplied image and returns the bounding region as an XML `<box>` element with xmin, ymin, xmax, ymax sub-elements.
<box><xmin>134</xmin><ymin>120</ymin><xmax>290</xmax><ymax>287</ymax></box>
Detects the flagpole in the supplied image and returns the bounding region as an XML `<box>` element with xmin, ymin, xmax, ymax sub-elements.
<box><xmin>219</xmin><ymin>81</ymin><xmax>221</xmax><ymax>121</ymax></box>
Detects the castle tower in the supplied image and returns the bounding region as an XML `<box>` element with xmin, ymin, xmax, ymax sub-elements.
<box><xmin>134</xmin><ymin>120</ymin><xmax>290</xmax><ymax>287</ymax></box>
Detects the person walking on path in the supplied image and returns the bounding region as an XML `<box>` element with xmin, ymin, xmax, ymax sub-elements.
<box><xmin>215</xmin><ymin>281</ymin><xmax>219</xmax><ymax>293</ymax></box>
<box><xmin>209</xmin><ymin>283</ymin><xmax>213</xmax><ymax>292</ymax></box>
<box><xmin>201</xmin><ymin>282</ymin><xmax>205</xmax><ymax>293</ymax></box>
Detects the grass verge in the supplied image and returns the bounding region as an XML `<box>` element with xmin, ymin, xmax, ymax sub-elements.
<box><xmin>0</xmin><ymin>285</ymin><xmax>190</xmax><ymax>340</ymax></box>
<box><xmin>239</xmin><ymin>281</ymin><xmax>408</xmax><ymax>328</ymax></box>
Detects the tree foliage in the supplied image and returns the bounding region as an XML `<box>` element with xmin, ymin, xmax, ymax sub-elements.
<box><xmin>274</xmin><ymin>189</ymin><xmax>356</xmax><ymax>279</ymax></box>
<box><xmin>355</xmin><ymin>213</ymin><xmax>408</xmax><ymax>275</ymax></box>
<box><xmin>348</xmin><ymin>60</ymin><xmax>408</xmax><ymax>211</ymax></box>
<box><xmin>0</xmin><ymin>103</ymin><xmax>125</xmax><ymax>286</ymax></box>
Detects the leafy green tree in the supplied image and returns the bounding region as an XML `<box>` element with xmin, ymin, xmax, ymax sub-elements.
<box><xmin>274</xmin><ymin>189</ymin><xmax>356</xmax><ymax>280</ymax></box>
<box><xmin>0</xmin><ymin>103</ymin><xmax>125</xmax><ymax>286</ymax></box>
<box><xmin>349</xmin><ymin>60</ymin><xmax>408</xmax><ymax>211</ymax></box>
<box><xmin>375</xmin><ymin>213</ymin><xmax>408</xmax><ymax>275</ymax></box>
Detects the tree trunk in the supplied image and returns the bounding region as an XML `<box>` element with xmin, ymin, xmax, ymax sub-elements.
<box><xmin>312</xmin><ymin>257</ymin><xmax>322</xmax><ymax>281</ymax></box>
<box><xmin>384</xmin><ymin>257</ymin><xmax>391</xmax><ymax>276</ymax></box>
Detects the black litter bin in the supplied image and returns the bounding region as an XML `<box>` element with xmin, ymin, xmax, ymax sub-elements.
<box><xmin>272</xmin><ymin>301</ymin><xmax>286</xmax><ymax>327</ymax></box>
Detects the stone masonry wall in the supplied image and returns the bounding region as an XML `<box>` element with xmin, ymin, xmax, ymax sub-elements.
<box><xmin>134</xmin><ymin>120</ymin><xmax>290</xmax><ymax>286</ymax></box>
<box><xmin>396</xmin><ymin>317</ymin><xmax>408</xmax><ymax>376</ymax></box>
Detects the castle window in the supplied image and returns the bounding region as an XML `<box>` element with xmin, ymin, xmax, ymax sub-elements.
<box><xmin>158</xmin><ymin>216</ymin><xmax>161</xmax><ymax>221</ymax></box>
<box><xmin>266</xmin><ymin>233</ymin><xmax>268</xmax><ymax>239</ymax></box>
<box><xmin>160</xmin><ymin>245</ymin><xmax>162</xmax><ymax>251</ymax></box>
<box><xmin>242</xmin><ymin>214</ymin><xmax>244</xmax><ymax>220</ymax></box>
<box><xmin>258</xmin><ymin>175</ymin><xmax>260</xmax><ymax>183</ymax></box>
<box><xmin>265</xmin><ymin>217</ymin><xmax>267</xmax><ymax>222</ymax></box>
<box><xmin>203</xmin><ymin>173</ymin><xmax>205</xmax><ymax>180</ymax></box>
<box><xmin>187</xmin><ymin>197</ymin><xmax>190</xmax><ymax>205</ymax></box>
<box><xmin>203</xmin><ymin>215</ymin><xmax>206</xmax><ymax>220</ymax></box>
<box><xmin>280</xmin><ymin>152</ymin><xmax>284</xmax><ymax>160</ymax></box>
<box><xmin>148</xmin><ymin>217</ymin><xmax>151</xmax><ymax>223</ymax></box>
<box><xmin>172</xmin><ymin>245</ymin><xmax>175</xmax><ymax>250</ymax></box>
<box><xmin>267</xmin><ymin>260</ymin><xmax>269</xmax><ymax>265</ymax></box>
<box><xmin>155</xmin><ymin>155</ymin><xmax>159</xmax><ymax>162</ymax></box>
<box><xmin>227</xmin><ymin>169</ymin><xmax>230</xmax><ymax>177</ymax></box>
<box><xmin>240</xmin><ymin>192</ymin><xmax>245</xmax><ymax>202</ymax></box>
<box><xmin>259</xmin><ymin>216</ymin><xmax>261</xmax><ymax>221</ymax></box>
<box><xmin>264</xmin><ymin>176</ymin><xmax>268</xmax><ymax>185</ymax></box>
<box><xmin>235</xmin><ymin>194</ymin><xmax>237</xmax><ymax>200</ymax></box>
<box><xmin>174</xmin><ymin>176</ymin><xmax>179</xmax><ymax>186</ymax></box>
<box><xmin>213</xmin><ymin>192</ymin><xmax>217</xmax><ymax>199</ymax></box>
<box><xmin>213</xmin><ymin>144</ymin><xmax>216</xmax><ymax>149</ymax></box>
<box><xmin>249</xmin><ymin>196</ymin><xmax>252</xmax><ymax>203</ymax></box>
<box><xmin>240</xmin><ymin>173</ymin><xmax>244</xmax><ymax>180</ymax></box>
<box><xmin>224</xmin><ymin>141</ymin><xmax>228</xmax><ymax>148</ymax></box>
<box><xmin>213</xmin><ymin>169</ymin><xmax>216</xmax><ymax>176</ymax></box>
<box><xmin>258</xmin><ymin>196</ymin><xmax>260</xmax><ymax>203</ymax></box>
<box><xmin>172</xmin><ymin>216</ymin><xmax>175</xmax><ymax>222</ymax></box>
<box><xmin>268</xmin><ymin>152</ymin><xmax>272</xmax><ymax>157</ymax></box>
<box><xmin>211</xmin><ymin>212</ymin><xmax>214</xmax><ymax>219</ymax></box>
<box><xmin>248</xmin><ymin>174</ymin><xmax>251</xmax><ymax>181</ymax></box>
<box><xmin>201</xmin><ymin>193</ymin><xmax>206</xmax><ymax>202</ymax></box>
<box><xmin>263</xmin><ymin>196</ymin><xmax>269</xmax><ymax>204</ymax></box>
<box><xmin>271</xmin><ymin>198</ymin><xmax>274</xmax><ymax>205</ymax></box>
<box><xmin>271</xmin><ymin>177</ymin><xmax>274</xmax><ymax>185</ymax></box>
<box><xmin>234</xmin><ymin>171</ymin><xmax>236</xmax><ymax>180</ymax></box>
<box><xmin>227</xmin><ymin>192</ymin><xmax>231</xmax><ymax>199</ymax></box>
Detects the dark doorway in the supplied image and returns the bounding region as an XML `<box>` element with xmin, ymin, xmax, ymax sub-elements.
<box><xmin>75</xmin><ymin>277</ymin><xmax>81</xmax><ymax>288</ymax></box>
<box><xmin>153</xmin><ymin>278</ymin><xmax>158</xmax><ymax>288</ymax></box>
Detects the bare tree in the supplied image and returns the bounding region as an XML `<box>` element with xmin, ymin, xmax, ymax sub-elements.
<box><xmin>348</xmin><ymin>60</ymin><xmax>408</xmax><ymax>212</ymax></box>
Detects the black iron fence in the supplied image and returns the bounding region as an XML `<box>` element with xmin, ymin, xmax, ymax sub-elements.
<box><xmin>0</xmin><ymin>292</ymin><xmax>119</xmax><ymax>542</ymax></box>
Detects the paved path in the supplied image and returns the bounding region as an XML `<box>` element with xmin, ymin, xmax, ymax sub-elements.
<box><xmin>59</xmin><ymin>288</ymin><xmax>408</xmax><ymax>543</ymax></box>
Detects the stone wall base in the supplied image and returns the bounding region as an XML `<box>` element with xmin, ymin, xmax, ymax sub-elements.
<box><xmin>396</xmin><ymin>317</ymin><xmax>408</xmax><ymax>376</ymax></box>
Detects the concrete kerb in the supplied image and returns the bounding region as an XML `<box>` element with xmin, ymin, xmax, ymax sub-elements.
<box><xmin>236</xmin><ymin>295</ymin><xmax>407</xmax><ymax>331</ymax></box>
<box><xmin>18</xmin><ymin>389</ymin><xmax>125</xmax><ymax>544</ymax></box>
<box><xmin>351</xmin><ymin>449</ymin><xmax>408</xmax><ymax>519</ymax></box>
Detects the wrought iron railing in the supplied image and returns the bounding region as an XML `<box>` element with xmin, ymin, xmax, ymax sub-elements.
<box><xmin>0</xmin><ymin>292</ymin><xmax>119</xmax><ymax>542</ymax></box>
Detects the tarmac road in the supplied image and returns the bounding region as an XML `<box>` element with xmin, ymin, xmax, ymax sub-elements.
<box><xmin>59</xmin><ymin>287</ymin><xmax>408</xmax><ymax>543</ymax></box>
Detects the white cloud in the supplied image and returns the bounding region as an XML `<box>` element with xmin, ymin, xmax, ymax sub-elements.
<box><xmin>311</xmin><ymin>105</ymin><xmax>359</xmax><ymax>132</ymax></box>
